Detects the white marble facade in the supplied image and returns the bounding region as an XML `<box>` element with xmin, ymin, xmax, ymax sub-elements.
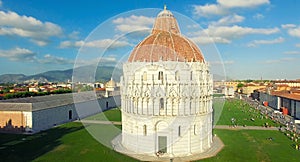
<box><xmin>120</xmin><ymin>61</ymin><xmax>213</xmax><ymax>157</ymax></box>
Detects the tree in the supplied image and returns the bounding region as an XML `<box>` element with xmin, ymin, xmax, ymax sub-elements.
<box><xmin>237</xmin><ymin>83</ymin><xmax>244</xmax><ymax>88</ymax></box>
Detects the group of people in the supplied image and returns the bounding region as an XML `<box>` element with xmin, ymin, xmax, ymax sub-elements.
<box><xmin>156</xmin><ymin>150</ymin><xmax>164</xmax><ymax>157</ymax></box>
<box><xmin>241</xmin><ymin>96</ymin><xmax>300</xmax><ymax>150</ymax></box>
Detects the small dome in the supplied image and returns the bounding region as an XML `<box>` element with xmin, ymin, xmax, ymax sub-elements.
<box><xmin>128</xmin><ymin>6</ymin><xmax>204</xmax><ymax>62</ymax></box>
<box><xmin>106</xmin><ymin>78</ymin><xmax>116</xmax><ymax>87</ymax></box>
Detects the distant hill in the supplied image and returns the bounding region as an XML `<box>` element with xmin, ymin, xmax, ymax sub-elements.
<box><xmin>0</xmin><ymin>74</ymin><xmax>26</xmax><ymax>83</ymax></box>
<box><xmin>0</xmin><ymin>66</ymin><xmax>122</xmax><ymax>83</ymax></box>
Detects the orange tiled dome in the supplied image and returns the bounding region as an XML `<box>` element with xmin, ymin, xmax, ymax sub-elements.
<box><xmin>128</xmin><ymin>7</ymin><xmax>204</xmax><ymax>62</ymax></box>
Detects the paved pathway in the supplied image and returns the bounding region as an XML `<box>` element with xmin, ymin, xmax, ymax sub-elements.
<box><xmin>77</xmin><ymin>120</ymin><xmax>279</xmax><ymax>131</ymax></box>
<box><xmin>112</xmin><ymin>134</ymin><xmax>224</xmax><ymax>162</ymax></box>
<box><xmin>75</xmin><ymin>120</ymin><xmax>122</xmax><ymax>125</ymax></box>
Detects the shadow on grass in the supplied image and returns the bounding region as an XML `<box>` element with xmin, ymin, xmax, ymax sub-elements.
<box><xmin>0</xmin><ymin>124</ymin><xmax>84</xmax><ymax>162</ymax></box>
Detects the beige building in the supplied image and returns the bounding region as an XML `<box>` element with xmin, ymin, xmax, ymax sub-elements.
<box><xmin>242</xmin><ymin>84</ymin><xmax>266</xmax><ymax>96</ymax></box>
<box><xmin>214</xmin><ymin>81</ymin><xmax>239</xmax><ymax>91</ymax></box>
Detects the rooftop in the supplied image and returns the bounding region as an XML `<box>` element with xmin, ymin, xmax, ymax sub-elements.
<box><xmin>128</xmin><ymin>6</ymin><xmax>204</xmax><ymax>63</ymax></box>
<box><xmin>0</xmin><ymin>92</ymin><xmax>99</xmax><ymax>112</ymax></box>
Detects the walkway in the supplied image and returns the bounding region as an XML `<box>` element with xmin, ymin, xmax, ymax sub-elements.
<box><xmin>75</xmin><ymin>120</ymin><xmax>122</xmax><ymax>125</ymax></box>
<box><xmin>77</xmin><ymin>120</ymin><xmax>279</xmax><ymax>131</ymax></box>
<box><xmin>111</xmin><ymin>134</ymin><xmax>224</xmax><ymax>162</ymax></box>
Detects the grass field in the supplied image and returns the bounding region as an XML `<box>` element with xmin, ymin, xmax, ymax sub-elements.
<box><xmin>200</xmin><ymin>129</ymin><xmax>300</xmax><ymax>162</ymax></box>
<box><xmin>0</xmin><ymin>122</ymin><xmax>135</xmax><ymax>162</ymax></box>
<box><xmin>85</xmin><ymin>108</ymin><xmax>121</xmax><ymax>122</ymax></box>
<box><xmin>216</xmin><ymin>99</ymin><xmax>281</xmax><ymax>127</ymax></box>
<box><xmin>1</xmin><ymin>99</ymin><xmax>300</xmax><ymax>161</ymax></box>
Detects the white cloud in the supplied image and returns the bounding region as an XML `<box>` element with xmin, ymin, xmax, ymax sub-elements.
<box><xmin>30</xmin><ymin>40</ymin><xmax>48</xmax><ymax>46</ymax></box>
<box><xmin>217</xmin><ymin>0</ymin><xmax>270</xmax><ymax>8</ymax></box>
<box><xmin>0</xmin><ymin>11</ymin><xmax>62</xmax><ymax>46</ymax></box>
<box><xmin>187</xmin><ymin>24</ymin><xmax>200</xmax><ymax>29</ymax></box>
<box><xmin>191</xmin><ymin>36</ymin><xmax>231</xmax><ymax>44</ymax></box>
<box><xmin>60</xmin><ymin>39</ymin><xmax>131</xmax><ymax>49</ymax></box>
<box><xmin>193</xmin><ymin>4</ymin><xmax>227</xmax><ymax>17</ymax></box>
<box><xmin>0</xmin><ymin>0</ymin><xmax>2</xmax><ymax>7</ymax></box>
<box><xmin>207</xmin><ymin>25</ymin><xmax>279</xmax><ymax>38</ymax></box>
<box><xmin>193</xmin><ymin>0</ymin><xmax>270</xmax><ymax>17</ymax></box>
<box><xmin>253</xmin><ymin>13</ymin><xmax>264</xmax><ymax>20</ymax></box>
<box><xmin>75</xmin><ymin>56</ymin><xmax>118</xmax><ymax>67</ymax></box>
<box><xmin>296</xmin><ymin>43</ymin><xmax>300</xmax><ymax>47</ymax></box>
<box><xmin>68</xmin><ymin>31</ymin><xmax>80</xmax><ymax>40</ymax></box>
<box><xmin>113</xmin><ymin>15</ymin><xmax>154</xmax><ymax>33</ymax></box>
<box><xmin>0</xmin><ymin>47</ymin><xmax>73</xmax><ymax>65</ymax></box>
<box><xmin>0</xmin><ymin>47</ymin><xmax>37</xmax><ymax>61</ymax></box>
<box><xmin>247</xmin><ymin>37</ymin><xmax>284</xmax><ymax>47</ymax></box>
<box><xmin>59</xmin><ymin>40</ymin><xmax>83</xmax><ymax>48</ymax></box>
<box><xmin>39</xmin><ymin>54</ymin><xmax>73</xmax><ymax>64</ymax></box>
<box><xmin>189</xmin><ymin>25</ymin><xmax>279</xmax><ymax>44</ymax></box>
<box><xmin>281</xmin><ymin>24</ymin><xmax>296</xmax><ymax>29</ymax></box>
<box><xmin>281</xmin><ymin>24</ymin><xmax>300</xmax><ymax>38</ymax></box>
<box><xmin>211</xmin><ymin>14</ymin><xmax>244</xmax><ymax>26</ymax></box>
<box><xmin>209</xmin><ymin>60</ymin><xmax>235</xmax><ymax>65</ymax></box>
<box><xmin>287</xmin><ymin>27</ymin><xmax>300</xmax><ymax>37</ymax></box>
<box><xmin>264</xmin><ymin>57</ymin><xmax>294</xmax><ymax>64</ymax></box>
<box><xmin>283</xmin><ymin>51</ymin><xmax>300</xmax><ymax>54</ymax></box>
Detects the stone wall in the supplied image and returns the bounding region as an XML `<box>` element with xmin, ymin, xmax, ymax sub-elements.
<box><xmin>31</xmin><ymin>95</ymin><xmax>120</xmax><ymax>133</ymax></box>
<box><xmin>0</xmin><ymin>111</ymin><xmax>31</xmax><ymax>133</ymax></box>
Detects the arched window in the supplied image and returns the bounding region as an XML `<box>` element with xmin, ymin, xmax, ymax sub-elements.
<box><xmin>143</xmin><ymin>125</ymin><xmax>147</xmax><ymax>136</ymax></box>
<box><xmin>143</xmin><ymin>71</ymin><xmax>147</xmax><ymax>81</ymax></box>
<box><xmin>178</xmin><ymin>126</ymin><xmax>181</xmax><ymax>137</ymax></box>
<box><xmin>175</xmin><ymin>71</ymin><xmax>179</xmax><ymax>81</ymax></box>
<box><xmin>190</xmin><ymin>71</ymin><xmax>193</xmax><ymax>80</ymax></box>
<box><xmin>68</xmin><ymin>110</ymin><xmax>72</xmax><ymax>120</ymax></box>
<box><xmin>160</xmin><ymin>98</ymin><xmax>164</xmax><ymax>110</ymax></box>
<box><xmin>194</xmin><ymin>125</ymin><xmax>196</xmax><ymax>135</ymax></box>
<box><xmin>158</xmin><ymin>71</ymin><xmax>163</xmax><ymax>80</ymax></box>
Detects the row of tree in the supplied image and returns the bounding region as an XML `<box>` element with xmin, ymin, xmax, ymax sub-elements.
<box><xmin>3</xmin><ymin>89</ymin><xmax>72</xmax><ymax>100</ymax></box>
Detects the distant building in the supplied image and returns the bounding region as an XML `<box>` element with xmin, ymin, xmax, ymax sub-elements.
<box><xmin>104</xmin><ymin>78</ymin><xmax>119</xmax><ymax>97</ymax></box>
<box><xmin>274</xmin><ymin>80</ymin><xmax>300</xmax><ymax>87</ymax></box>
<box><xmin>214</xmin><ymin>81</ymin><xmax>239</xmax><ymax>91</ymax></box>
<box><xmin>257</xmin><ymin>84</ymin><xmax>300</xmax><ymax>119</ymax></box>
<box><xmin>242</xmin><ymin>83</ymin><xmax>266</xmax><ymax>97</ymax></box>
<box><xmin>29</xmin><ymin>86</ymin><xmax>39</xmax><ymax>92</ymax></box>
<box><xmin>222</xmin><ymin>86</ymin><xmax>234</xmax><ymax>98</ymax></box>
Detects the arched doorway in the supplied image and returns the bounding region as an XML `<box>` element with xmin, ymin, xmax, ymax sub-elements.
<box><xmin>155</xmin><ymin>121</ymin><xmax>169</xmax><ymax>153</ymax></box>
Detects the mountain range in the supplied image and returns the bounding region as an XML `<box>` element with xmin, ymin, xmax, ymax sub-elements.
<box><xmin>0</xmin><ymin>66</ymin><xmax>121</xmax><ymax>83</ymax></box>
<box><xmin>0</xmin><ymin>65</ymin><xmax>227</xmax><ymax>83</ymax></box>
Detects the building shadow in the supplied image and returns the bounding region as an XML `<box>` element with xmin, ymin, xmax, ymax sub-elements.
<box><xmin>0</xmin><ymin>123</ymin><xmax>84</xmax><ymax>162</ymax></box>
<box><xmin>0</xmin><ymin>119</ymin><xmax>25</xmax><ymax>134</ymax></box>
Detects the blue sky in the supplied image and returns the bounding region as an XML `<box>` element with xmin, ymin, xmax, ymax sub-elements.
<box><xmin>0</xmin><ymin>0</ymin><xmax>299</xmax><ymax>80</ymax></box>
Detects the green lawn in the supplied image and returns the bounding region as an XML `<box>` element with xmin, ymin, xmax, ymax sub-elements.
<box><xmin>0</xmin><ymin>122</ymin><xmax>135</xmax><ymax>162</ymax></box>
<box><xmin>199</xmin><ymin>129</ymin><xmax>300</xmax><ymax>162</ymax></box>
<box><xmin>216</xmin><ymin>99</ymin><xmax>281</xmax><ymax>127</ymax></box>
<box><xmin>1</xmin><ymin>100</ymin><xmax>299</xmax><ymax>161</ymax></box>
<box><xmin>85</xmin><ymin>108</ymin><xmax>121</xmax><ymax>122</ymax></box>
